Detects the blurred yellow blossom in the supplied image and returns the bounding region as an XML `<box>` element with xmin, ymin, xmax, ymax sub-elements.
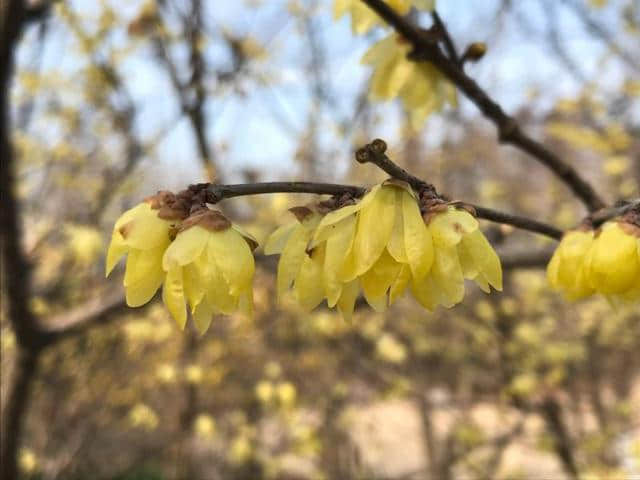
<box><xmin>334</xmin><ymin>0</ymin><xmax>434</xmax><ymax>34</ymax></box>
<box><xmin>129</xmin><ymin>403</ymin><xmax>159</xmax><ymax>430</ymax></box>
<box><xmin>362</xmin><ymin>33</ymin><xmax>457</xmax><ymax>128</ymax></box>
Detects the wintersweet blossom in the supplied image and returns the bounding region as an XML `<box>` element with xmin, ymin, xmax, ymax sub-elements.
<box><xmin>162</xmin><ymin>210</ymin><xmax>257</xmax><ymax>332</ymax></box>
<box><xmin>105</xmin><ymin>192</ymin><xmax>187</xmax><ymax>307</ymax></box>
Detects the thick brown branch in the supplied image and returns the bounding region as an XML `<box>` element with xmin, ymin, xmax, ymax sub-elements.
<box><xmin>359</xmin><ymin>0</ymin><xmax>606</xmax><ymax>212</ymax></box>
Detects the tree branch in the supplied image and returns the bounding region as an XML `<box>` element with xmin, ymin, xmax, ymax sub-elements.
<box><xmin>359</xmin><ymin>0</ymin><xmax>606</xmax><ymax>212</ymax></box>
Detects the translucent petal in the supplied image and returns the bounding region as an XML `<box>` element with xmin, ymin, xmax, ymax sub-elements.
<box><xmin>124</xmin><ymin>245</ymin><xmax>165</xmax><ymax>288</ymax></box>
<box><xmin>312</xmin><ymin>186</ymin><xmax>379</xmax><ymax>246</ymax></box>
<box><xmin>389</xmin><ymin>264</ymin><xmax>411</xmax><ymax>304</ymax></box>
<box><xmin>208</xmin><ymin>229</ymin><xmax>255</xmax><ymax>297</ymax></box>
<box><xmin>587</xmin><ymin>223</ymin><xmax>639</xmax><ymax>294</ymax></box>
<box><xmin>431</xmin><ymin>246</ymin><xmax>465</xmax><ymax>306</ymax></box>
<box><xmin>231</xmin><ymin>223</ymin><xmax>259</xmax><ymax>250</ymax></box>
<box><xmin>238</xmin><ymin>287</ymin><xmax>254</xmax><ymax>319</ymax></box>
<box><xmin>337</xmin><ymin>279</ymin><xmax>359</xmax><ymax>322</ymax></box>
<box><xmin>352</xmin><ymin>186</ymin><xmax>396</xmax><ymax>276</ymax></box>
<box><xmin>277</xmin><ymin>219</ymin><xmax>317</xmax><ymax>301</ymax></box>
<box><xmin>193</xmin><ymin>300</ymin><xmax>214</xmax><ymax>334</ymax></box>
<box><xmin>183</xmin><ymin>263</ymin><xmax>205</xmax><ymax>313</ymax></box>
<box><xmin>411</xmin><ymin>274</ymin><xmax>446</xmax><ymax>311</ymax></box>
<box><xmin>117</xmin><ymin>203</ymin><xmax>172</xmax><ymax>249</ymax></box>
<box><xmin>294</xmin><ymin>246</ymin><xmax>326</xmax><ymax>312</ymax></box>
<box><xmin>333</xmin><ymin>0</ymin><xmax>350</xmax><ymax>18</ymax></box>
<box><xmin>361</xmin><ymin>250</ymin><xmax>400</xmax><ymax>306</ymax></box>
<box><xmin>402</xmin><ymin>191</ymin><xmax>433</xmax><ymax>280</ymax></box>
<box><xmin>461</xmin><ymin>229</ymin><xmax>502</xmax><ymax>291</ymax></box>
<box><xmin>362</xmin><ymin>35</ymin><xmax>397</xmax><ymax>65</ymax></box>
<box><xmin>162</xmin><ymin>226</ymin><xmax>208</xmax><ymax>270</ymax></box>
<box><xmin>204</xmin><ymin>262</ymin><xmax>237</xmax><ymax>315</ymax></box>
<box><xmin>125</xmin><ymin>268</ymin><xmax>164</xmax><ymax>308</ymax></box>
<box><xmin>163</xmin><ymin>267</ymin><xmax>187</xmax><ymax>329</ymax></box>
<box><xmin>105</xmin><ymin>232</ymin><xmax>128</xmax><ymax>276</ymax></box>
<box><xmin>429</xmin><ymin>208</ymin><xmax>479</xmax><ymax>248</ymax></box>
<box><xmin>324</xmin><ymin>216</ymin><xmax>357</xmax><ymax>307</ymax></box>
<box><xmin>387</xmin><ymin>193</ymin><xmax>408</xmax><ymax>263</ymax></box>
<box><xmin>264</xmin><ymin>222</ymin><xmax>297</xmax><ymax>255</ymax></box>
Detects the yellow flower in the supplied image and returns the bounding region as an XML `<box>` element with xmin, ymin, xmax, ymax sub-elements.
<box><xmin>546</xmin><ymin>229</ymin><xmax>595</xmax><ymax>300</ymax></box>
<box><xmin>362</xmin><ymin>33</ymin><xmax>457</xmax><ymax>128</ymax></box>
<box><xmin>162</xmin><ymin>210</ymin><xmax>257</xmax><ymax>332</ymax></box>
<box><xmin>105</xmin><ymin>192</ymin><xmax>186</xmax><ymax>307</ymax></box>
<box><xmin>585</xmin><ymin>221</ymin><xmax>640</xmax><ymax>300</ymax></box>
<box><xmin>334</xmin><ymin>0</ymin><xmax>434</xmax><ymax>34</ymax></box>
<box><xmin>266</xmin><ymin>181</ymin><xmax>435</xmax><ymax>318</ymax></box>
<box><xmin>412</xmin><ymin>206</ymin><xmax>502</xmax><ymax>310</ymax></box>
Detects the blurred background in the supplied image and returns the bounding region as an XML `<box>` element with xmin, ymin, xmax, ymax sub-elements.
<box><xmin>1</xmin><ymin>0</ymin><xmax>639</xmax><ymax>479</ymax></box>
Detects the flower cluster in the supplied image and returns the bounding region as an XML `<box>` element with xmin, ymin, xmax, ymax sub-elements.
<box><xmin>333</xmin><ymin>0</ymin><xmax>434</xmax><ymax>34</ymax></box>
<box><xmin>333</xmin><ymin>0</ymin><xmax>457</xmax><ymax>128</ymax></box>
<box><xmin>362</xmin><ymin>34</ymin><xmax>458</xmax><ymax>128</ymax></box>
<box><xmin>547</xmin><ymin>219</ymin><xmax>640</xmax><ymax>304</ymax></box>
<box><xmin>106</xmin><ymin>191</ymin><xmax>257</xmax><ymax>333</ymax></box>
<box><xmin>265</xmin><ymin>181</ymin><xmax>502</xmax><ymax>320</ymax></box>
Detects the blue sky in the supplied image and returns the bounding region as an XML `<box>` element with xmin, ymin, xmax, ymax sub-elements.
<box><xmin>15</xmin><ymin>0</ymin><xmax>634</xmax><ymax>194</ymax></box>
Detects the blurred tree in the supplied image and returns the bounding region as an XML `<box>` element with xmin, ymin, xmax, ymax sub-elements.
<box><xmin>1</xmin><ymin>1</ymin><xmax>639</xmax><ymax>479</ymax></box>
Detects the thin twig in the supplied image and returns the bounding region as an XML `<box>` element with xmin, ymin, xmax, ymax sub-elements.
<box><xmin>359</xmin><ymin>0</ymin><xmax>606</xmax><ymax>212</ymax></box>
<box><xmin>206</xmin><ymin>181</ymin><xmax>366</xmax><ymax>202</ymax></box>
<box><xmin>471</xmin><ymin>205</ymin><xmax>563</xmax><ymax>239</ymax></box>
<box><xmin>431</xmin><ymin>11</ymin><xmax>459</xmax><ymax>65</ymax></box>
<box><xmin>204</xmin><ymin>179</ymin><xmax>563</xmax><ymax>240</ymax></box>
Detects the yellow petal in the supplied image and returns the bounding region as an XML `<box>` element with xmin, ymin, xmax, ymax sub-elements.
<box><xmin>352</xmin><ymin>185</ymin><xmax>396</xmax><ymax>276</ymax></box>
<box><xmin>324</xmin><ymin>216</ymin><xmax>357</xmax><ymax>307</ymax></box>
<box><xmin>294</xmin><ymin>246</ymin><xmax>326</xmax><ymax>311</ymax></box>
<box><xmin>126</xmin><ymin>273</ymin><xmax>164</xmax><ymax>307</ymax></box>
<box><xmin>460</xmin><ymin>229</ymin><xmax>502</xmax><ymax>291</ymax></box>
<box><xmin>163</xmin><ymin>267</ymin><xmax>187</xmax><ymax>328</ymax></box>
<box><xmin>117</xmin><ymin>203</ymin><xmax>172</xmax><ymax>249</ymax></box>
<box><xmin>183</xmin><ymin>263</ymin><xmax>205</xmax><ymax>313</ymax></box>
<box><xmin>264</xmin><ymin>222</ymin><xmax>297</xmax><ymax>255</ymax></box>
<box><xmin>312</xmin><ymin>186</ymin><xmax>379</xmax><ymax>246</ymax></box>
<box><xmin>337</xmin><ymin>279</ymin><xmax>359</xmax><ymax>322</ymax></box>
<box><xmin>429</xmin><ymin>208</ymin><xmax>479</xmax><ymax>248</ymax></box>
<box><xmin>387</xmin><ymin>192</ymin><xmax>408</xmax><ymax>263</ymax></box>
<box><xmin>402</xmin><ymin>191</ymin><xmax>433</xmax><ymax>280</ymax></box>
<box><xmin>193</xmin><ymin>300</ymin><xmax>214</xmax><ymax>334</ymax></box>
<box><xmin>411</xmin><ymin>273</ymin><xmax>446</xmax><ymax>311</ymax></box>
<box><xmin>587</xmin><ymin>223</ymin><xmax>639</xmax><ymax>294</ymax></box>
<box><xmin>361</xmin><ymin>250</ymin><xmax>400</xmax><ymax>309</ymax></box>
<box><xmin>162</xmin><ymin>226</ymin><xmax>208</xmax><ymax>270</ymax></box>
<box><xmin>238</xmin><ymin>287</ymin><xmax>254</xmax><ymax>319</ymax></box>
<box><xmin>389</xmin><ymin>264</ymin><xmax>411</xmax><ymax>304</ymax></box>
<box><xmin>277</xmin><ymin>218</ymin><xmax>318</xmax><ymax>301</ymax></box>
<box><xmin>208</xmin><ymin>229</ymin><xmax>255</xmax><ymax>297</ymax></box>
<box><xmin>431</xmin><ymin>246</ymin><xmax>465</xmax><ymax>306</ymax></box>
<box><xmin>124</xmin><ymin>245</ymin><xmax>166</xmax><ymax>288</ymax></box>
<box><xmin>105</xmin><ymin>232</ymin><xmax>128</xmax><ymax>276</ymax></box>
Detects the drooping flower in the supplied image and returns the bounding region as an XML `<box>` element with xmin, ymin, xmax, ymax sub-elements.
<box><xmin>106</xmin><ymin>192</ymin><xmax>187</xmax><ymax>307</ymax></box>
<box><xmin>546</xmin><ymin>229</ymin><xmax>595</xmax><ymax>300</ymax></box>
<box><xmin>334</xmin><ymin>0</ymin><xmax>435</xmax><ymax>35</ymax></box>
<box><xmin>266</xmin><ymin>181</ymin><xmax>436</xmax><ymax>318</ymax></box>
<box><xmin>362</xmin><ymin>33</ymin><xmax>457</xmax><ymax>128</ymax></box>
<box><xmin>162</xmin><ymin>209</ymin><xmax>257</xmax><ymax>333</ymax></box>
<box><xmin>412</xmin><ymin>206</ymin><xmax>503</xmax><ymax>311</ymax></box>
<box><xmin>585</xmin><ymin>220</ymin><xmax>640</xmax><ymax>301</ymax></box>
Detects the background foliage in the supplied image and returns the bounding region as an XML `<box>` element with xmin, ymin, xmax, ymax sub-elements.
<box><xmin>1</xmin><ymin>0</ymin><xmax>639</xmax><ymax>479</ymax></box>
